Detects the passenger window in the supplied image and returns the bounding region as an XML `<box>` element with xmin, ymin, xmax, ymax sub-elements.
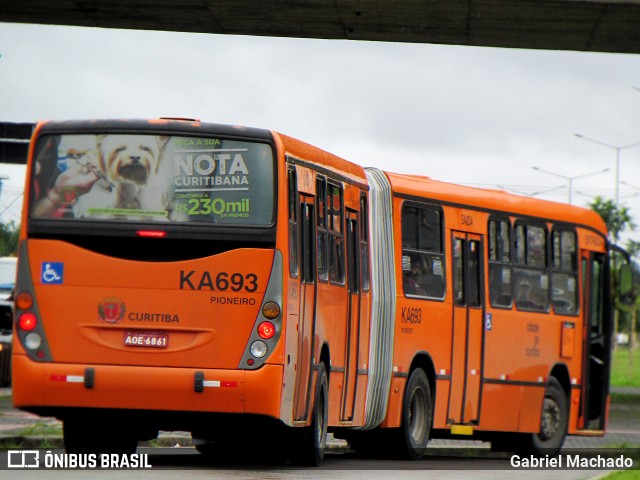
<box><xmin>467</xmin><ymin>240</ymin><xmax>481</xmax><ymax>307</ymax></box>
<box><xmin>551</xmin><ymin>230</ymin><xmax>578</xmax><ymax>315</ymax></box>
<box><xmin>453</xmin><ymin>238</ymin><xmax>465</xmax><ymax>306</ymax></box>
<box><xmin>401</xmin><ymin>204</ymin><xmax>445</xmax><ymax>299</ymax></box>
<box><xmin>288</xmin><ymin>167</ymin><xmax>298</xmax><ymax>277</ymax></box>
<box><xmin>360</xmin><ymin>194</ymin><xmax>370</xmax><ymax>292</ymax></box>
<box><xmin>527</xmin><ymin>226</ymin><xmax>546</xmax><ymax>268</ymax></box>
<box><xmin>514</xmin><ymin>222</ymin><xmax>549</xmax><ymax>312</ymax></box>
<box><xmin>327</xmin><ymin>182</ymin><xmax>345</xmax><ymax>284</ymax></box>
<box><xmin>488</xmin><ymin>219</ymin><xmax>512</xmax><ymax>308</ymax></box>
<box><xmin>316</xmin><ymin>177</ymin><xmax>328</xmax><ymax>282</ymax></box>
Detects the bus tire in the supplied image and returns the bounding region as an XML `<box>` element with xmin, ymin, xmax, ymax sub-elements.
<box><xmin>397</xmin><ymin>368</ymin><xmax>433</xmax><ymax>460</ymax></box>
<box><xmin>293</xmin><ymin>362</ymin><xmax>328</xmax><ymax>466</ymax></box>
<box><xmin>519</xmin><ymin>377</ymin><xmax>568</xmax><ymax>457</ymax></box>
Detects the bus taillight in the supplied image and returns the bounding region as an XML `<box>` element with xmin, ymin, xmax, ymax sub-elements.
<box><xmin>19</xmin><ymin>312</ymin><xmax>37</xmax><ymax>331</ymax></box>
<box><xmin>258</xmin><ymin>321</ymin><xmax>276</xmax><ymax>340</ymax></box>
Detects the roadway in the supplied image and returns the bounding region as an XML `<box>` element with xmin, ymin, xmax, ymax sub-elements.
<box><xmin>1</xmin><ymin>386</ymin><xmax>638</xmax><ymax>478</ymax></box>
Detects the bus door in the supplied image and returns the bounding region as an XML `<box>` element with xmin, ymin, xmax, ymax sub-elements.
<box><xmin>341</xmin><ymin>210</ymin><xmax>361</xmax><ymax>421</ymax></box>
<box><xmin>293</xmin><ymin>195</ymin><xmax>318</xmax><ymax>421</ymax></box>
<box><xmin>448</xmin><ymin>232</ymin><xmax>484</xmax><ymax>426</ymax></box>
<box><xmin>579</xmin><ymin>252</ymin><xmax>610</xmax><ymax>430</ymax></box>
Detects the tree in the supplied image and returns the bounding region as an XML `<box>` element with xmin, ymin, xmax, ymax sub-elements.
<box><xmin>0</xmin><ymin>221</ymin><xmax>19</xmax><ymax>256</ymax></box>
<box><xmin>621</xmin><ymin>239</ymin><xmax>640</xmax><ymax>379</ymax></box>
<box><xmin>588</xmin><ymin>196</ymin><xmax>635</xmax><ymax>243</ymax></box>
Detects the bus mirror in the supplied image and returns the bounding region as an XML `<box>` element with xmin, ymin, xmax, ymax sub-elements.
<box><xmin>619</xmin><ymin>263</ymin><xmax>635</xmax><ymax>305</ymax></box>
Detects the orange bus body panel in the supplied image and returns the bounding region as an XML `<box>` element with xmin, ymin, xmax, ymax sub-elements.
<box><xmin>12</xmin><ymin>354</ymin><xmax>284</xmax><ymax>417</ymax></box>
<box><xmin>22</xmin><ymin>240</ymin><xmax>273</xmax><ymax>370</ymax></box>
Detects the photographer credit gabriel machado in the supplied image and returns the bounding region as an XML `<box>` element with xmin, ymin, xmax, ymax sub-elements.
<box><xmin>510</xmin><ymin>454</ymin><xmax>635</xmax><ymax>470</ymax></box>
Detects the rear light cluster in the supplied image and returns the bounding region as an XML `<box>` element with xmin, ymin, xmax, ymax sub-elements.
<box><xmin>15</xmin><ymin>292</ymin><xmax>45</xmax><ymax>354</ymax></box>
<box><xmin>239</xmin><ymin>251</ymin><xmax>284</xmax><ymax>370</ymax></box>
<box><xmin>247</xmin><ymin>304</ymin><xmax>280</xmax><ymax>365</ymax></box>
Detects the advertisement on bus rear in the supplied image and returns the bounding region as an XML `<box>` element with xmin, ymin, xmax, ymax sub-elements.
<box><xmin>30</xmin><ymin>134</ymin><xmax>274</xmax><ymax>226</ymax></box>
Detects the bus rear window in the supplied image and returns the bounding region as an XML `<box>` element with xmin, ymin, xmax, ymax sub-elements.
<box><xmin>30</xmin><ymin>134</ymin><xmax>275</xmax><ymax>227</ymax></box>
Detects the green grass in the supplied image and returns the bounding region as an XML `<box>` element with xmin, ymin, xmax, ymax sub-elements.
<box><xmin>601</xmin><ymin>470</ymin><xmax>640</xmax><ymax>480</ymax></box>
<box><xmin>611</xmin><ymin>348</ymin><xmax>640</xmax><ymax>388</ymax></box>
<box><xmin>16</xmin><ymin>422</ymin><xmax>62</xmax><ymax>437</ymax></box>
<box><xmin>598</xmin><ymin>445</ymin><xmax>640</xmax><ymax>479</ymax></box>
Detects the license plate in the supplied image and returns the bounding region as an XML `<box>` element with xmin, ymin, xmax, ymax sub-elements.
<box><xmin>123</xmin><ymin>331</ymin><xmax>168</xmax><ymax>348</ymax></box>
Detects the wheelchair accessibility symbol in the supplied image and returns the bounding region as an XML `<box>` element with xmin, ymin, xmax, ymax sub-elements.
<box><xmin>41</xmin><ymin>262</ymin><xmax>64</xmax><ymax>285</ymax></box>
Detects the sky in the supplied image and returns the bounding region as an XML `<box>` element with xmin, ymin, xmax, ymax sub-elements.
<box><xmin>1</xmin><ymin>22</ymin><xmax>640</xmax><ymax>242</ymax></box>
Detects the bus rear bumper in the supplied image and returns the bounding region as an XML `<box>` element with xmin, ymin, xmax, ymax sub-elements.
<box><xmin>11</xmin><ymin>354</ymin><xmax>283</xmax><ymax>419</ymax></box>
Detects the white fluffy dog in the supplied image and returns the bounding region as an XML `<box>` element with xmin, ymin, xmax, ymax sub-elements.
<box><xmin>73</xmin><ymin>134</ymin><xmax>170</xmax><ymax>218</ymax></box>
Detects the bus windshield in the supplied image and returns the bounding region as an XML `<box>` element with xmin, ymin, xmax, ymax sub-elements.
<box><xmin>30</xmin><ymin>133</ymin><xmax>275</xmax><ymax>227</ymax></box>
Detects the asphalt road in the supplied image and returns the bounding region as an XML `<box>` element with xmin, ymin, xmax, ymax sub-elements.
<box><xmin>2</xmin><ymin>387</ymin><xmax>638</xmax><ymax>479</ymax></box>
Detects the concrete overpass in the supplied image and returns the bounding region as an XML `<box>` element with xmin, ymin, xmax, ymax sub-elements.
<box><xmin>1</xmin><ymin>0</ymin><xmax>639</xmax><ymax>54</ymax></box>
<box><xmin>0</xmin><ymin>123</ymin><xmax>33</xmax><ymax>165</ymax></box>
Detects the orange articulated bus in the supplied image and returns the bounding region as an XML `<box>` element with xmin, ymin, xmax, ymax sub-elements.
<box><xmin>12</xmin><ymin>118</ymin><xmax>618</xmax><ymax>463</ymax></box>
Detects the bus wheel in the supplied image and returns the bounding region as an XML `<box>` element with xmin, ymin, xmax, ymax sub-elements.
<box><xmin>293</xmin><ymin>362</ymin><xmax>328</xmax><ymax>466</ymax></box>
<box><xmin>63</xmin><ymin>417</ymin><xmax>138</xmax><ymax>455</ymax></box>
<box><xmin>520</xmin><ymin>378</ymin><xmax>568</xmax><ymax>457</ymax></box>
<box><xmin>397</xmin><ymin>368</ymin><xmax>433</xmax><ymax>460</ymax></box>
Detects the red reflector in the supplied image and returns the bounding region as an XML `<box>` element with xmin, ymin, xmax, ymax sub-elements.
<box><xmin>19</xmin><ymin>312</ymin><xmax>37</xmax><ymax>331</ymax></box>
<box><xmin>258</xmin><ymin>321</ymin><xmax>276</xmax><ymax>339</ymax></box>
<box><xmin>136</xmin><ymin>230</ymin><xmax>166</xmax><ymax>238</ymax></box>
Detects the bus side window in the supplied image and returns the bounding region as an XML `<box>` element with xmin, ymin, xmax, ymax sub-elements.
<box><xmin>328</xmin><ymin>182</ymin><xmax>345</xmax><ymax>284</ymax></box>
<box><xmin>467</xmin><ymin>240</ymin><xmax>481</xmax><ymax>307</ymax></box>
<box><xmin>288</xmin><ymin>167</ymin><xmax>299</xmax><ymax>277</ymax></box>
<box><xmin>401</xmin><ymin>204</ymin><xmax>445</xmax><ymax>299</ymax></box>
<box><xmin>551</xmin><ymin>229</ymin><xmax>578</xmax><ymax>315</ymax></box>
<box><xmin>317</xmin><ymin>176</ymin><xmax>329</xmax><ymax>282</ymax></box>
<box><xmin>453</xmin><ymin>237</ymin><xmax>465</xmax><ymax>306</ymax></box>
<box><xmin>488</xmin><ymin>219</ymin><xmax>512</xmax><ymax>308</ymax></box>
<box><xmin>589</xmin><ymin>255</ymin><xmax>605</xmax><ymax>337</ymax></box>
<box><xmin>347</xmin><ymin>215</ymin><xmax>359</xmax><ymax>293</ymax></box>
<box><xmin>360</xmin><ymin>193</ymin><xmax>370</xmax><ymax>292</ymax></box>
<box><xmin>514</xmin><ymin>223</ymin><xmax>549</xmax><ymax>312</ymax></box>
<box><xmin>301</xmin><ymin>201</ymin><xmax>316</xmax><ymax>284</ymax></box>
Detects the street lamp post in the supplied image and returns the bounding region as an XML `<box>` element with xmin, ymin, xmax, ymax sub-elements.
<box><xmin>620</xmin><ymin>180</ymin><xmax>640</xmax><ymax>199</ymax></box>
<box><xmin>531</xmin><ymin>166</ymin><xmax>610</xmax><ymax>204</ymax></box>
<box><xmin>496</xmin><ymin>184</ymin><xmax>565</xmax><ymax>197</ymax></box>
<box><xmin>574</xmin><ymin>134</ymin><xmax>640</xmax><ymax>205</ymax></box>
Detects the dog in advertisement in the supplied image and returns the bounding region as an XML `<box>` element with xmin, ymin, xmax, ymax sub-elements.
<box><xmin>72</xmin><ymin>134</ymin><xmax>172</xmax><ymax>219</ymax></box>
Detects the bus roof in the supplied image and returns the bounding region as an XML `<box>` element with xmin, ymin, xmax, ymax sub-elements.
<box><xmin>385</xmin><ymin>170</ymin><xmax>608</xmax><ymax>235</ymax></box>
<box><xmin>35</xmin><ymin>118</ymin><xmax>275</xmax><ymax>141</ymax></box>
<box><xmin>276</xmin><ymin>132</ymin><xmax>368</xmax><ymax>186</ymax></box>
